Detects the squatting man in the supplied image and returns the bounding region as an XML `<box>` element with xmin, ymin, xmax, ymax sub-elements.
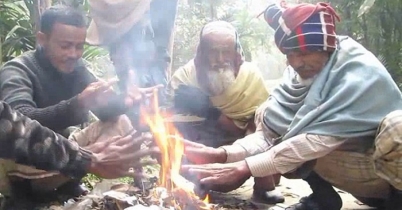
<box><xmin>182</xmin><ymin>2</ymin><xmax>402</xmax><ymax>210</ymax></box>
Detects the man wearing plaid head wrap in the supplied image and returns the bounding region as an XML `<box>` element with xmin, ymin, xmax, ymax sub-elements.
<box><xmin>180</xmin><ymin>3</ymin><xmax>402</xmax><ymax>210</ymax></box>
<box><xmin>168</xmin><ymin>21</ymin><xmax>285</xmax><ymax>204</ymax></box>
<box><xmin>265</xmin><ymin>2</ymin><xmax>340</xmax><ymax>54</ymax></box>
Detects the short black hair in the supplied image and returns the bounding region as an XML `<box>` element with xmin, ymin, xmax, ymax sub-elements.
<box><xmin>40</xmin><ymin>5</ymin><xmax>87</xmax><ymax>34</ymax></box>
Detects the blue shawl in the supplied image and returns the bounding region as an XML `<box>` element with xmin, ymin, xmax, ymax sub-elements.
<box><xmin>264</xmin><ymin>36</ymin><xmax>402</xmax><ymax>140</ymax></box>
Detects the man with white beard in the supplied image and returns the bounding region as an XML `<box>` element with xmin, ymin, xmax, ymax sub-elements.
<box><xmin>167</xmin><ymin>21</ymin><xmax>284</xmax><ymax>204</ymax></box>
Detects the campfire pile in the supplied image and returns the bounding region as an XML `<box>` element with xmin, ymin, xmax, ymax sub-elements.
<box><xmin>62</xmin><ymin>90</ymin><xmax>215</xmax><ymax>210</ymax></box>
<box><xmin>78</xmin><ymin>181</ymin><xmax>211</xmax><ymax>210</ymax></box>
<box><xmin>47</xmin><ymin>91</ymin><xmax>258</xmax><ymax>210</ymax></box>
<box><xmin>138</xmin><ymin>90</ymin><xmax>212</xmax><ymax>210</ymax></box>
<box><xmin>57</xmin><ymin>177</ymin><xmax>257</xmax><ymax>210</ymax></box>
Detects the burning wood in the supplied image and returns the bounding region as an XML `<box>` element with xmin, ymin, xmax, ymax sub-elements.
<box><xmin>140</xmin><ymin>90</ymin><xmax>213</xmax><ymax>210</ymax></box>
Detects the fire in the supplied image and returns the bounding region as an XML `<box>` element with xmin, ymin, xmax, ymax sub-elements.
<box><xmin>203</xmin><ymin>194</ymin><xmax>210</xmax><ymax>203</ymax></box>
<box><xmin>140</xmin><ymin>90</ymin><xmax>211</xmax><ymax>210</ymax></box>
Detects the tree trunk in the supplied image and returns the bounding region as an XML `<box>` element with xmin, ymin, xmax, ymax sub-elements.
<box><xmin>344</xmin><ymin>3</ymin><xmax>353</xmax><ymax>37</ymax></box>
<box><xmin>0</xmin><ymin>35</ymin><xmax>3</xmax><ymax>66</ymax></box>
<box><xmin>360</xmin><ymin>14</ymin><xmax>369</xmax><ymax>49</ymax></box>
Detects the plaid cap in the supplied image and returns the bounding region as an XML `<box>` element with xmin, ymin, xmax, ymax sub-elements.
<box><xmin>264</xmin><ymin>2</ymin><xmax>340</xmax><ymax>54</ymax></box>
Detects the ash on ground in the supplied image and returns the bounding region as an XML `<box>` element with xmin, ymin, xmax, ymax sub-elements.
<box><xmin>44</xmin><ymin>178</ymin><xmax>259</xmax><ymax>210</ymax></box>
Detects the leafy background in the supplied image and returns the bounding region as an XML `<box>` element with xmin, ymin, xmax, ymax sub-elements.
<box><xmin>2</xmin><ymin>0</ymin><xmax>399</xmax><ymax>83</ymax></box>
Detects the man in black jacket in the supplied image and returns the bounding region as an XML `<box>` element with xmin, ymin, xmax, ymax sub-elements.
<box><xmin>0</xmin><ymin>5</ymin><xmax>159</xmax><ymax>199</ymax></box>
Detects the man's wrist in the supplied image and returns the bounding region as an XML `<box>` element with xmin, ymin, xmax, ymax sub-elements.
<box><xmin>245</xmin><ymin>151</ymin><xmax>278</xmax><ymax>177</ymax></box>
<box><xmin>60</xmin><ymin>147</ymin><xmax>93</xmax><ymax>179</ymax></box>
<box><xmin>87</xmin><ymin>154</ymin><xmax>98</xmax><ymax>175</ymax></box>
<box><xmin>238</xmin><ymin>160</ymin><xmax>252</xmax><ymax>177</ymax></box>
<box><xmin>215</xmin><ymin>148</ymin><xmax>227</xmax><ymax>163</ymax></box>
<box><xmin>76</xmin><ymin>94</ymin><xmax>88</xmax><ymax>110</ymax></box>
<box><xmin>220</xmin><ymin>145</ymin><xmax>247</xmax><ymax>163</ymax></box>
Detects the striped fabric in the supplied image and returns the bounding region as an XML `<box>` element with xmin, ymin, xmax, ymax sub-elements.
<box><xmin>315</xmin><ymin>110</ymin><xmax>402</xmax><ymax>198</ymax></box>
<box><xmin>264</xmin><ymin>2</ymin><xmax>340</xmax><ymax>54</ymax></box>
<box><xmin>373</xmin><ymin>110</ymin><xmax>402</xmax><ymax>190</ymax></box>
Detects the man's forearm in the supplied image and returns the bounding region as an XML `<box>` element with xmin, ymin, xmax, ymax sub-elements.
<box><xmin>13</xmin><ymin>96</ymin><xmax>88</xmax><ymax>131</ymax></box>
<box><xmin>0</xmin><ymin>101</ymin><xmax>91</xmax><ymax>178</ymax></box>
<box><xmin>244</xmin><ymin>134</ymin><xmax>346</xmax><ymax>177</ymax></box>
<box><xmin>220</xmin><ymin>131</ymin><xmax>270</xmax><ymax>163</ymax></box>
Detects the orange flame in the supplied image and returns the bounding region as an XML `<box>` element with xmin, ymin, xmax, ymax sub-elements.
<box><xmin>203</xmin><ymin>194</ymin><xmax>210</xmax><ymax>203</ymax></box>
<box><xmin>141</xmin><ymin>90</ymin><xmax>211</xmax><ymax>209</ymax></box>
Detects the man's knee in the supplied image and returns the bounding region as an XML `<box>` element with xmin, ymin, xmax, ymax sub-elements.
<box><xmin>112</xmin><ymin>114</ymin><xmax>133</xmax><ymax>134</ymax></box>
<box><xmin>71</xmin><ymin>114</ymin><xmax>133</xmax><ymax>146</ymax></box>
<box><xmin>373</xmin><ymin>111</ymin><xmax>402</xmax><ymax>191</ymax></box>
<box><xmin>93</xmin><ymin>114</ymin><xmax>133</xmax><ymax>141</ymax></box>
<box><xmin>378</xmin><ymin>110</ymin><xmax>402</xmax><ymax>135</ymax></box>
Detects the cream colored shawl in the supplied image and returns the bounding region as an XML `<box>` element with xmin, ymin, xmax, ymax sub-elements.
<box><xmin>169</xmin><ymin>60</ymin><xmax>269</xmax><ymax>129</ymax></box>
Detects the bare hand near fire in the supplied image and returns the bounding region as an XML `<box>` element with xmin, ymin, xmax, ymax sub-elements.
<box><xmin>78</xmin><ymin>79</ymin><xmax>118</xmax><ymax>109</ymax></box>
<box><xmin>86</xmin><ymin>132</ymin><xmax>159</xmax><ymax>179</ymax></box>
<box><xmin>181</xmin><ymin>161</ymin><xmax>252</xmax><ymax>192</ymax></box>
<box><xmin>183</xmin><ymin>140</ymin><xmax>227</xmax><ymax>164</ymax></box>
<box><xmin>125</xmin><ymin>70</ymin><xmax>164</xmax><ymax>107</ymax></box>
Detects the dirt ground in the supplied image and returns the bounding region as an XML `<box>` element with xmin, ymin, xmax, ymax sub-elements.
<box><xmin>35</xmin><ymin>176</ymin><xmax>376</xmax><ymax>210</ymax></box>
<box><xmin>212</xmin><ymin>177</ymin><xmax>375</xmax><ymax>210</ymax></box>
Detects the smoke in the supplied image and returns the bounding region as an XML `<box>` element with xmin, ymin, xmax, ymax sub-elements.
<box><xmin>110</xmin><ymin>0</ymin><xmax>178</xmax><ymax>105</ymax></box>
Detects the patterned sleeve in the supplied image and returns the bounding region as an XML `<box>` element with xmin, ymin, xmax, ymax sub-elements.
<box><xmin>0</xmin><ymin>101</ymin><xmax>92</xmax><ymax>178</ymax></box>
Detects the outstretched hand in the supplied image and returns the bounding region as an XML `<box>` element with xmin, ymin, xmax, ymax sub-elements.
<box><xmin>181</xmin><ymin>161</ymin><xmax>252</xmax><ymax>192</ymax></box>
<box><xmin>183</xmin><ymin>140</ymin><xmax>227</xmax><ymax>164</ymax></box>
<box><xmin>125</xmin><ymin>70</ymin><xmax>163</xmax><ymax>107</ymax></box>
<box><xmin>86</xmin><ymin>132</ymin><xmax>159</xmax><ymax>179</ymax></box>
<box><xmin>78</xmin><ymin>78</ymin><xmax>118</xmax><ymax>109</ymax></box>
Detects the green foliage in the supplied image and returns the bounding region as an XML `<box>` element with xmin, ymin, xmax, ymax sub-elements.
<box><xmin>82</xmin><ymin>173</ymin><xmax>103</xmax><ymax>190</ymax></box>
<box><xmin>0</xmin><ymin>0</ymin><xmax>36</xmax><ymax>63</ymax></box>
<box><xmin>0</xmin><ymin>0</ymin><xmax>106</xmax><ymax>70</ymax></box>
<box><xmin>2</xmin><ymin>0</ymin><xmax>402</xmax><ymax>84</ymax></box>
<box><xmin>171</xmin><ymin>2</ymin><xmax>208</xmax><ymax>70</ymax></box>
<box><xmin>224</xmin><ymin>7</ymin><xmax>274</xmax><ymax>61</ymax></box>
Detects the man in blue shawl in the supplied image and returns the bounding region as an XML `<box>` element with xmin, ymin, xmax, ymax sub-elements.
<box><xmin>181</xmin><ymin>2</ymin><xmax>402</xmax><ymax>210</ymax></box>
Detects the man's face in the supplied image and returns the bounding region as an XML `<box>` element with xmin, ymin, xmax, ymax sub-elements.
<box><xmin>205</xmin><ymin>34</ymin><xmax>236</xmax><ymax>71</ymax></box>
<box><xmin>286</xmin><ymin>51</ymin><xmax>330</xmax><ymax>79</ymax></box>
<box><xmin>37</xmin><ymin>23</ymin><xmax>86</xmax><ymax>74</ymax></box>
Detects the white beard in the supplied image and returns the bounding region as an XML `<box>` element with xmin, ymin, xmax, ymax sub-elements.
<box><xmin>296</xmin><ymin>74</ymin><xmax>317</xmax><ymax>86</ymax></box>
<box><xmin>205</xmin><ymin>66</ymin><xmax>236</xmax><ymax>96</ymax></box>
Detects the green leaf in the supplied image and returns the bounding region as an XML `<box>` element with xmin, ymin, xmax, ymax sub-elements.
<box><xmin>5</xmin><ymin>25</ymin><xmax>24</xmax><ymax>40</ymax></box>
